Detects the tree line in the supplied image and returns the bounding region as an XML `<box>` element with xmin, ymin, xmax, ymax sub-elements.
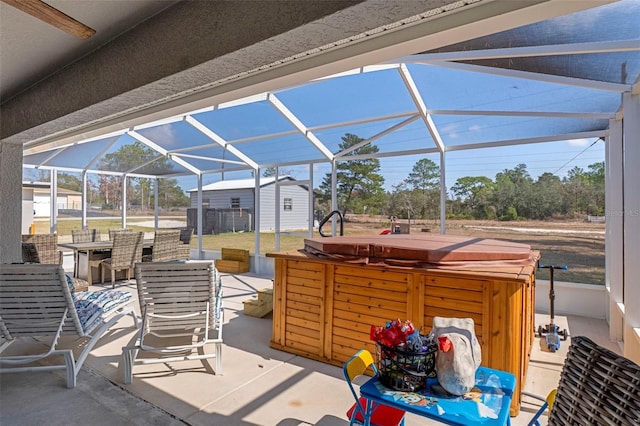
<box><xmin>36</xmin><ymin>135</ymin><xmax>604</xmax><ymax>221</ymax></box>
<box><xmin>316</xmin><ymin>133</ymin><xmax>605</xmax><ymax>221</ymax></box>
<box><xmin>32</xmin><ymin>142</ymin><xmax>189</xmax><ymax>211</ymax></box>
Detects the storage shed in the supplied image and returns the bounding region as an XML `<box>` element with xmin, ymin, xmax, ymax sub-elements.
<box><xmin>187</xmin><ymin>176</ymin><xmax>310</xmax><ymax>233</ymax></box>
<box><xmin>21</xmin><ymin>182</ymin><xmax>82</xmax><ymax>227</ymax></box>
<box><xmin>33</xmin><ymin>186</ymin><xmax>82</xmax><ymax>218</ymax></box>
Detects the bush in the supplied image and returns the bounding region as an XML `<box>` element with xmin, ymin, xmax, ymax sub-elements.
<box><xmin>483</xmin><ymin>206</ymin><xmax>497</xmax><ymax>220</ymax></box>
<box><xmin>499</xmin><ymin>206</ymin><xmax>518</xmax><ymax>221</ymax></box>
<box><xmin>445</xmin><ymin>213</ymin><xmax>475</xmax><ymax>220</ymax></box>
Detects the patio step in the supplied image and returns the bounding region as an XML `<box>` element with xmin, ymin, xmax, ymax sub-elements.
<box><xmin>243</xmin><ymin>288</ymin><xmax>273</xmax><ymax>318</ymax></box>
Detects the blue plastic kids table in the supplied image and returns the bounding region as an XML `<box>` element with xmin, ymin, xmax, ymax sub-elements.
<box><xmin>359</xmin><ymin>366</ymin><xmax>516</xmax><ymax>425</ymax></box>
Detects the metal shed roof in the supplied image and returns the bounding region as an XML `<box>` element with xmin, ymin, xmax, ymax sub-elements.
<box><xmin>188</xmin><ymin>176</ymin><xmax>296</xmax><ymax>192</ymax></box>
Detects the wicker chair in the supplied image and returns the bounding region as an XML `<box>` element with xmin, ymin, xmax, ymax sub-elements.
<box><xmin>108</xmin><ymin>228</ymin><xmax>133</xmax><ymax>241</ymax></box>
<box><xmin>528</xmin><ymin>335</ymin><xmax>640</xmax><ymax>425</ymax></box>
<box><xmin>100</xmin><ymin>231</ymin><xmax>144</xmax><ymax>288</ymax></box>
<box><xmin>177</xmin><ymin>227</ymin><xmax>194</xmax><ymax>245</ymax></box>
<box><xmin>21</xmin><ymin>242</ymin><xmax>40</xmax><ymax>263</ymax></box>
<box><xmin>143</xmin><ymin>229</ymin><xmax>181</xmax><ymax>262</ymax></box>
<box><xmin>71</xmin><ymin>229</ymin><xmax>102</xmax><ymax>278</ymax></box>
<box><xmin>21</xmin><ymin>241</ymin><xmax>89</xmax><ymax>291</ymax></box>
<box><xmin>72</xmin><ymin>228</ymin><xmax>101</xmax><ymax>243</ymax></box>
<box><xmin>175</xmin><ymin>227</ymin><xmax>194</xmax><ymax>260</ymax></box>
<box><xmin>21</xmin><ymin>234</ymin><xmax>62</xmax><ymax>265</ymax></box>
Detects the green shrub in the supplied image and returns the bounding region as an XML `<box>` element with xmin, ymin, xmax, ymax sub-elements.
<box><xmin>500</xmin><ymin>206</ymin><xmax>518</xmax><ymax>221</ymax></box>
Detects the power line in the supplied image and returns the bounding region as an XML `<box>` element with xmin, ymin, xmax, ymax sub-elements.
<box><xmin>551</xmin><ymin>138</ymin><xmax>602</xmax><ymax>175</ymax></box>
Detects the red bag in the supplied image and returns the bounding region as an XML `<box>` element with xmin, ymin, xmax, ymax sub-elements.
<box><xmin>370</xmin><ymin>319</ymin><xmax>415</xmax><ymax>348</ymax></box>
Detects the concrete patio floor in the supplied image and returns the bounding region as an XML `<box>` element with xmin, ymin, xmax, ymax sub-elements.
<box><xmin>0</xmin><ymin>272</ymin><xmax>618</xmax><ymax>426</ymax></box>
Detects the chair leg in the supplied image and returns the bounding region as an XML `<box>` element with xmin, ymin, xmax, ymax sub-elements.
<box><xmin>128</xmin><ymin>310</ymin><xmax>139</xmax><ymax>329</ymax></box>
<box><xmin>122</xmin><ymin>347</ymin><xmax>138</xmax><ymax>385</ymax></box>
<box><xmin>62</xmin><ymin>350</ymin><xmax>77</xmax><ymax>389</ymax></box>
<box><xmin>215</xmin><ymin>342</ymin><xmax>222</xmax><ymax>374</ymax></box>
<box><xmin>527</xmin><ymin>401</ymin><xmax>548</xmax><ymax>426</ymax></box>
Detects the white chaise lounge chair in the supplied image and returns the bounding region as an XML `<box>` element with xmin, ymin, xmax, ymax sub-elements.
<box><xmin>0</xmin><ymin>263</ymin><xmax>137</xmax><ymax>388</ymax></box>
<box><xmin>122</xmin><ymin>261</ymin><xmax>223</xmax><ymax>384</ymax></box>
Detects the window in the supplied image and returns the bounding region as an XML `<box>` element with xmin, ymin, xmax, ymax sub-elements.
<box><xmin>284</xmin><ymin>198</ymin><xmax>292</xmax><ymax>211</ymax></box>
<box><xmin>230</xmin><ymin>198</ymin><xmax>240</xmax><ymax>208</ymax></box>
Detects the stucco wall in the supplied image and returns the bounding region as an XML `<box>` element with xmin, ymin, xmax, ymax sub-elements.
<box><xmin>0</xmin><ymin>142</ymin><xmax>23</xmax><ymax>263</ymax></box>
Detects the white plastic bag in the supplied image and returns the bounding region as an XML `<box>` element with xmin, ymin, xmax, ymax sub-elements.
<box><xmin>432</xmin><ymin>316</ymin><xmax>482</xmax><ymax>395</ymax></box>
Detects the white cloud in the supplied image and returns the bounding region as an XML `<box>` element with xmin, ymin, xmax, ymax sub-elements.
<box><xmin>567</xmin><ymin>138</ymin><xmax>590</xmax><ymax>147</ymax></box>
<box><xmin>468</xmin><ymin>125</ymin><xmax>482</xmax><ymax>132</ymax></box>
<box><xmin>441</xmin><ymin>123</ymin><xmax>459</xmax><ymax>139</ymax></box>
<box><xmin>141</xmin><ymin>126</ymin><xmax>179</xmax><ymax>147</ymax></box>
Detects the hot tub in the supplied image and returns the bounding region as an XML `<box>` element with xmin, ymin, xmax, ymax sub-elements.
<box><xmin>267</xmin><ymin>234</ymin><xmax>539</xmax><ymax>416</ymax></box>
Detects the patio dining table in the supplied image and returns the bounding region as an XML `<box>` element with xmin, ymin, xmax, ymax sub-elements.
<box><xmin>59</xmin><ymin>240</ymin><xmax>154</xmax><ymax>286</ymax></box>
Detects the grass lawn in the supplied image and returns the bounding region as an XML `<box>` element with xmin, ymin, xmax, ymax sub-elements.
<box><xmin>38</xmin><ymin>216</ymin><xmax>604</xmax><ymax>285</ymax></box>
<box><xmin>36</xmin><ymin>219</ymin><xmax>312</xmax><ymax>252</ymax></box>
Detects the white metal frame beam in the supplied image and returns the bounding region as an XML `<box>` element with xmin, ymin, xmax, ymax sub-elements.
<box><xmin>81</xmin><ymin>171</ymin><xmax>88</xmax><ymax>229</ymax></box>
<box><xmin>84</xmin><ymin>136</ymin><xmax>121</xmax><ymax>171</ymax></box>
<box><xmin>444</xmin><ymin>130</ymin><xmax>608</xmax><ymax>152</ymax></box>
<box><xmin>128</xmin><ymin>130</ymin><xmax>202</xmax><ymax>176</ymax></box>
<box><xmin>395</xmin><ymin>40</ymin><xmax>640</xmax><ymax>63</ymax></box>
<box><xmin>305</xmin><ymin>63</ymin><xmax>401</xmax><ymax>83</ymax></box>
<box><xmin>427</xmin><ymin>109</ymin><xmax>615</xmax><ymax>120</ymax></box>
<box><xmin>184</xmin><ymin>115</ymin><xmax>258</xmax><ymax>170</ymax></box>
<box><xmin>23</xmin><ymin>128</ymin><xmax>128</xmax><ymax>155</ymax></box>
<box><xmin>429</xmin><ymin>61</ymin><xmax>631</xmax><ymax>93</ymax></box>
<box><xmin>336</xmin><ymin>115</ymin><xmax>421</xmax><ymax>158</ymax></box>
<box><xmin>49</xmin><ymin>169</ymin><xmax>57</xmax><ymax>234</ymax></box>
<box><xmin>606</xmin><ymin>117</ymin><xmax>623</xmax><ymax>344</ymax></box>
<box><xmin>268</xmin><ymin>93</ymin><xmax>335</xmax><ymax>161</ymax></box>
<box><xmin>622</xmin><ymin>91</ymin><xmax>640</xmax><ymax>362</ymax></box>
<box><xmin>172</xmin><ymin>153</ymin><xmax>247</xmax><ymax>166</ymax></box>
<box><xmin>22</xmin><ymin>164</ymin><xmax>168</xmax><ymax>179</ymax></box>
<box><xmin>398</xmin><ymin>64</ymin><xmax>445</xmax><ymax>153</ymax></box>
<box><xmin>124</xmin><ymin>155</ymin><xmax>165</xmax><ymax>175</ymax></box>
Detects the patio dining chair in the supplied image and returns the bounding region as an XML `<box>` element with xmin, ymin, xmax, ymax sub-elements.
<box><xmin>108</xmin><ymin>228</ymin><xmax>133</xmax><ymax>241</ymax></box>
<box><xmin>0</xmin><ymin>263</ymin><xmax>137</xmax><ymax>388</ymax></box>
<box><xmin>21</xmin><ymin>234</ymin><xmax>63</xmax><ymax>265</ymax></box>
<box><xmin>175</xmin><ymin>227</ymin><xmax>194</xmax><ymax>260</ymax></box>
<box><xmin>72</xmin><ymin>228</ymin><xmax>101</xmax><ymax>243</ymax></box>
<box><xmin>71</xmin><ymin>228</ymin><xmax>102</xmax><ymax>277</ymax></box>
<box><xmin>527</xmin><ymin>335</ymin><xmax>640</xmax><ymax>425</ymax></box>
<box><xmin>122</xmin><ymin>261</ymin><xmax>223</xmax><ymax>384</ymax></box>
<box><xmin>142</xmin><ymin>229</ymin><xmax>181</xmax><ymax>262</ymax></box>
<box><xmin>177</xmin><ymin>226</ymin><xmax>194</xmax><ymax>245</ymax></box>
<box><xmin>101</xmin><ymin>231</ymin><xmax>144</xmax><ymax>288</ymax></box>
<box><xmin>21</xmin><ymin>242</ymin><xmax>40</xmax><ymax>263</ymax></box>
<box><xmin>343</xmin><ymin>349</ymin><xmax>406</xmax><ymax>426</ymax></box>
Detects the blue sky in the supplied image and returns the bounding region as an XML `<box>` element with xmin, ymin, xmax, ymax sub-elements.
<box><xmin>175</xmin><ymin>63</ymin><xmax>609</xmax><ymax>194</ymax></box>
<box><xmin>25</xmin><ymin>63</ymin><xmax>609</xmax><ymax>195</ymax></box>
<box><xmin>177</xmin><ymin>136</ymin><xmax>604</xmax><ymax>194</ymax></box>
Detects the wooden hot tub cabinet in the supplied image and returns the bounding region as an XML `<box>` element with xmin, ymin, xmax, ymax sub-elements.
<box><xmin>266</xmin><ymin>250</ymin><xmax>538</xmax><ymax>416</ymax></box>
